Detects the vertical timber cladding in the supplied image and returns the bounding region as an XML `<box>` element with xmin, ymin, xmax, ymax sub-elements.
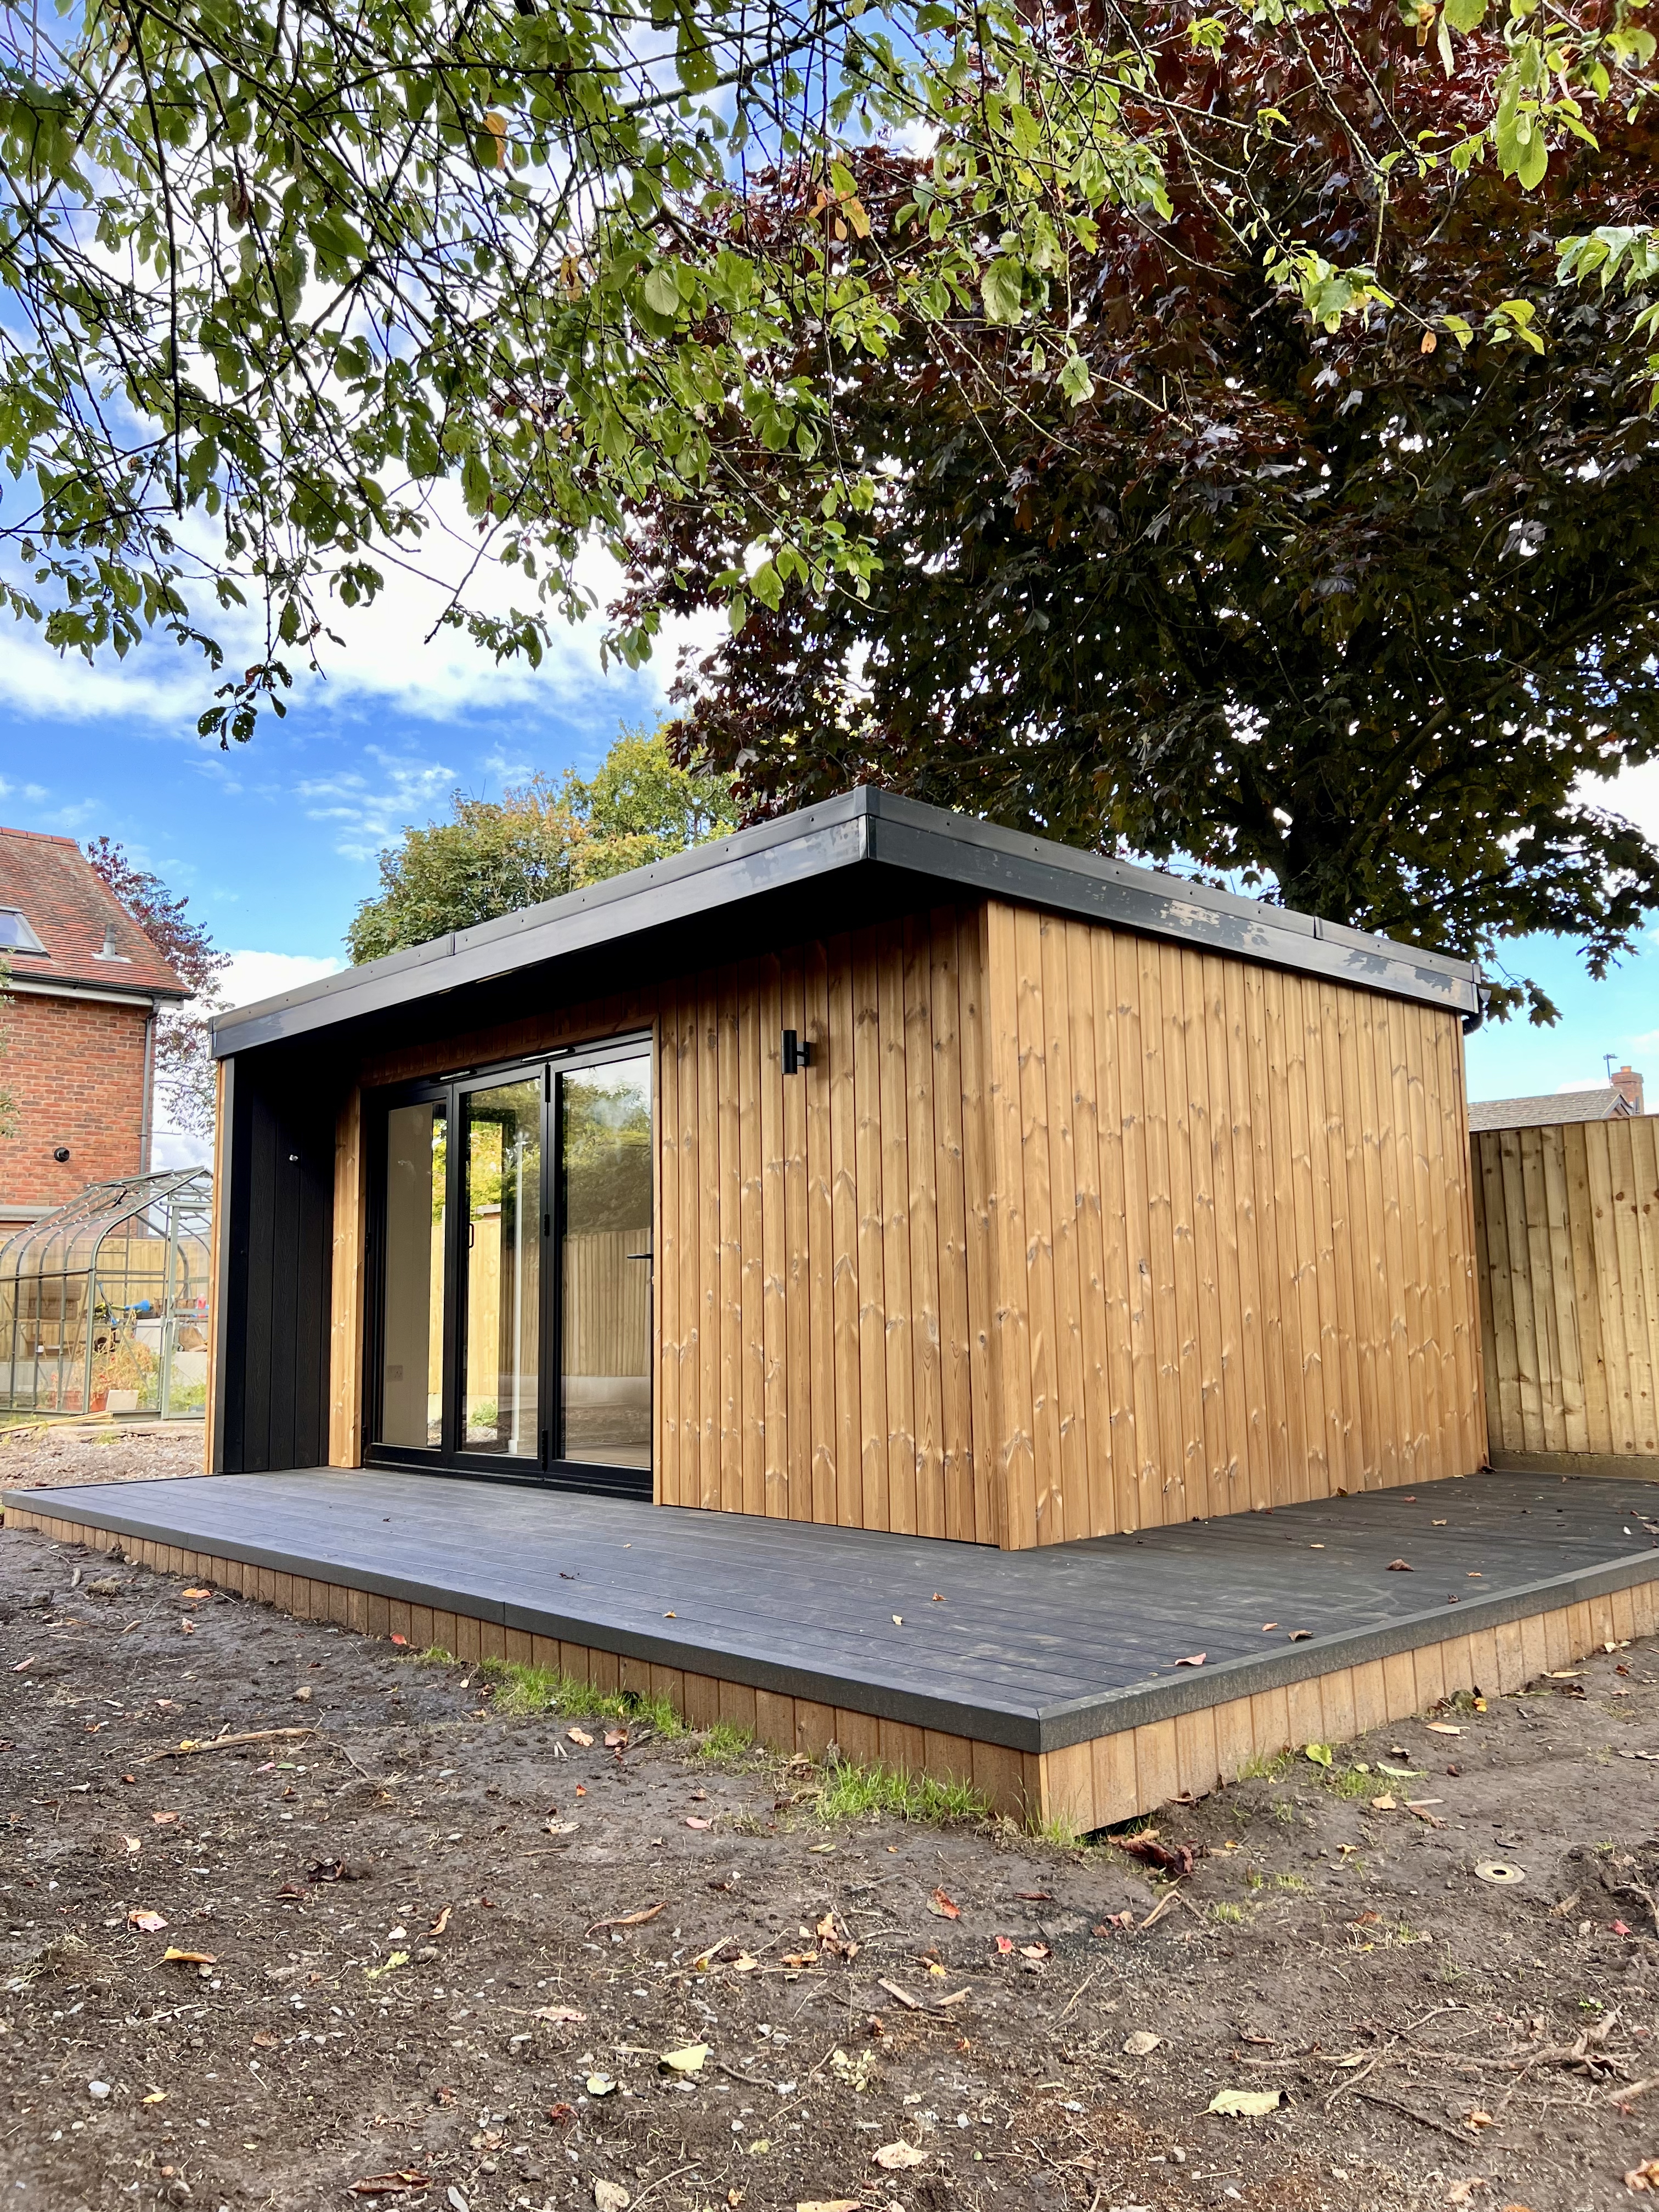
<box><xmin>1471</xmin><ymin>1116</ymin><xmax>1659</xmax><ymax>1465</ymax></box>
<box><xmin>973</xmin><ymin>900</ymin><xmax>1486</xmax><ymax>1547</ymax></box>
<box><xmin>217</xmin><ymin>1047</ymin><xmax>336</xmax><ymax>1473</ymax></box>
<box><xmin>656</xmin><ymin>907</ymin><xmax>997</xmax><ymax>1543</ymax></box>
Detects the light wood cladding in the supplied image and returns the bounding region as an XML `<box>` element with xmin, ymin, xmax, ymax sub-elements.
<box><xmin>977</xmin><ymin>902</ymin><xmax>1485</xmax><ymax>1545</ymax></box>
<box><xmin>1472</xmin><ymin>1116</ymin><xmax>1659</xmax><ymax>1465</ymax></box>
<box><xmin>656</xmin><ymin>909</ymin><xmax>995</xmax><ymax>1541</ymax></box>
<box><xmin>328</xmin><ymin>898</ymin><xmax>1483</xmax><ymax>1544</ymax></box>
<box><xmin>14</xmin><ymin>1498</ymin><xmax>1646</xmax><ymax>1826</ymax></box>
<box><xmin>327</xmin><ymin>1086</ymin><xmax>366</xmax><ymax>1469</ymax></box>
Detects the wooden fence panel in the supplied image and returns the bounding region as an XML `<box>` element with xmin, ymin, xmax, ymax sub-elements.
<box><xmin>1472</xmin><ymin>1118</ymin><xmax>1659</xmax><ymax>1468</ymax></box>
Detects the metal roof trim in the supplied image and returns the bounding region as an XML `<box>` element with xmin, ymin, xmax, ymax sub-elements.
<box><xmin>211</xmin><ymin>786</ymin><xmax>1479</xmax><ymax>1057</ymax></box>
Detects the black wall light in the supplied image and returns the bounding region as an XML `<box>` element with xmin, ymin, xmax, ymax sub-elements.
<box><xmin>781</xmin><ymin>1029</ymin><xmax>814</xmax><ymax>1075</ymax></box>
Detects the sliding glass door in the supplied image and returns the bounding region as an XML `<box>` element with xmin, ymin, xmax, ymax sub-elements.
<box><xmin>369</xmin><ymin>1037</ymin><xmax>651</xmax><ymax>1492</ymax></box>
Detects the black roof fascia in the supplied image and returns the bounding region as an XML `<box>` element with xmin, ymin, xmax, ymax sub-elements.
<box><xmin>212</xmin><ymin>787</ymin><xmax>1478</xmax><ymax>1059</ymax></box>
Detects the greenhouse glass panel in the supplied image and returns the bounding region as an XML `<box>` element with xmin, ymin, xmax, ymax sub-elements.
<box><xmin>0</xmin><ymin>1170</ymin><xmax>213</xmax><ymax>1418</ymax></box>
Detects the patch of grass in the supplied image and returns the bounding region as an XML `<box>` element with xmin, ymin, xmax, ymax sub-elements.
<box><xmin>1273</xmin><ymin>1871</ymin><xmax>1310</xmax><ymax>1892</ymax></box>
<box><xmin>1027</xmin><ymin>1813</ymin><xmax>1089</xmax><ymax>1850</ymax></box>
<box><xmin>1211</xmin><ymin>1901</ymin><xmax>1250</xmax><ymax>1925</ymax></box>
<box><xmin>476</xmin><ymin>1658</ymin><xmax>686</xmax><ymax>1736</ymax></box>
<box><xmin>414</xmin><ymin>1644</ymin><xmax>456</xmax><ymax>1665</ymax></box>
<box><xmin>1325</xmin><ymin>1767</ymin><xmax>1378</xmax><ymax>1799</ymax></box>
<box><xmin>696</xmin><ymin>1719</ymin><xmax>756</xmax><ymax>1764</ymax></box>
<box><xmin>814</xmin><ymin>1757</ymin><xmax>987</xmax><ymax>1827</ymax></box>
<box><xmin>1238</xmin><ymin>1748</ymin><xmax>1294</xmax><ymax>1782</ymax></box>
<box><xmin>1269</xmin><ymin>1799</ymin><xmax>1295</xmax><ymax>1827</ymax></box>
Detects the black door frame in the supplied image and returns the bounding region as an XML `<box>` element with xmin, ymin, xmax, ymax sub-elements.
<box><xmin>363</xmin><ymin>1031</ymin><xmax>652</xmax><ymax>1497</ymax></box>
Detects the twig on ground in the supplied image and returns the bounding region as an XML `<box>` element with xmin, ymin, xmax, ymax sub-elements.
<box><xmin>142</xmin><ymin>1726</ymin><xmax>316</xmax><ymax>1762</ymax></box>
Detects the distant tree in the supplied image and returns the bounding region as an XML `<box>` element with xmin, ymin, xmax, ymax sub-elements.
<box><xmin>347</xmin><ymin>727</ymin><xmax>739</xmax><ymax>962</ymax></box>
<box><xmin>622</xmin><ymin>60</ymin><xmax>1659</xmax><ymax>1023</ymax></box>
<box><xmin>84</xmin><ymin>840</ymin><xmax>230</xmax><ymax>1140</ymax></box>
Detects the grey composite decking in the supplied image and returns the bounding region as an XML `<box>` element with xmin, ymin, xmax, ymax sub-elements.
<box><xmin>7</xmin><ymin>1468</ymin><xmax>1657</xmax><ymax>1752</ymax></box>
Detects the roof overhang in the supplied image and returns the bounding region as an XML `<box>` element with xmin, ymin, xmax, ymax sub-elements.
<box><xmin>211</xmin><ymin>787</ymin><xmax>1481</xmax><ymax>1061</ymax></box>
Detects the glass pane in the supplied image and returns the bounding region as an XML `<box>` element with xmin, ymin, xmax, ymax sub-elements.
<box><xmin>380</xmin><ymin>1101</ymin><xmax>447</xmax><ymax>1448</ymax></box>
<box><xmin>560</xmin><ymin>1056</ymin><xmax>651</xmax><ymax>1469</ymax></box>
<box><xmin>462</xmin><ymin>1079</ymin><xmax>542</xmax><ymax>1456</ymax></box>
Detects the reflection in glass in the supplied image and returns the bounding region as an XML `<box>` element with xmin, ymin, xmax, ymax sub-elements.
<box><xmin>560</xmin><ymin>1057</ymin><xmax>652</xmax><ymax>1469</ymax></box>
<box><xmin>381</xmin><ymin>1102</ymin><xmax>446</xmax><ymax>1448</ymax></box>
<box><xmin>462</xmin><ymin>1079</ymin><xmax>541</xmax><ymax>1455</ymax></box>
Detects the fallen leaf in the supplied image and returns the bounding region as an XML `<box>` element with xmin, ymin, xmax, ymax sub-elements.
<box><xmin>872</xmin><ymin>2142</ymin><xmax>928</xmax><ymax>2170</ymax></box>
<box><xmin>1426</xmin><ymin>1722</ymin><xmax>1462</xmax><ymax>1736</ymax></box>
<box><xmin>181</xmin><ymin>1588</ymin><xmax>210</xmax><ymax>1601</ymax></box>
<box><xmin>659</xmin><ymin>2044</ymin><xmax>709</xmax><ymax>2075</ymax></box>
<box><xmin>1432</xmin><ymin>1519</ymin><xmax>1448</xmax><ymax>1527</ymax></box>
<box><xmin>1122</xmin><ymin>2030</ymin><xmax>1161</xmax><ymax>2056</ymax></box>
<box><xmin>1386</xmin><ymin>1559</ymin><xmax>1413</xmax><ymax>1571</ymax></box>
<box><xmin>545</xmin><ymin>1821</ymin><xmax>578</xmax><ymax>1836</ymax></box>
<box><xmin>1209</xmin><ymin>2086</ymin><xmax>1283</xmax><ymax>2117</ymax></box>
<box><xmin>10</xmin><ymin>1656</ymin><xmax>37</xmax><ymax>1673</ymax></box>
<box><xmin>1019</xmin><ymin>1943</ymin><xmax>1050</xmax><ymax>1961</ymax></box>
<box><xmin>545</xmin><ymin>2103</ymin><xmax>575</xmax><ymax>2125</ymax></box>
<box><xmin>1544</xmin><ymin>1670</ymin><xmax>1582</xmax><ymax>1680</ymax></box>
<box><xmin>365</xmin><ymin>1951</ymin><xmax>409</xmax><ymax>1981</ymax></box>
<box><xmin>928</xmin><ymin>1887</ymin><xmax>961</xmax><ymax>1919</ymax></box>
<box><xmin>604</xmin><ymin>1728</ymin><xmax>628</xmax><ymax>1748</ymax></box>
<box><xmin>931</xmin><ymin>1593</ymin><xmax>944</xmax><ymax>1602</ymax></box>
<box><xmin>1304</xmin><ymin>1742</ymin><xmax>1333</xmax><ymax>1767</ymax></box>
<box><xmin>1116</xmin><ymin>1835</ymin><xmax>1199</xmax><ymax>1877</ymax></box>
<box><xmin>390</xmin><ymin>1633</ymin><xmax>409</xmax><ymax>1647</ymax></box>
<box><xmin>1444</xmin><ymin>2182</ymin><xmax>1488</xmax><ymax>2207</ymax></box>
<box><xmin>995</xmin><ymin>1935</ymin><xmax>1014</xmax><ymax>1954</ymax></box>
<box><xmin>348</xmin><ymin>2175</ymin><xmax>431</xmax><ymax>2198</ymax></box>
<box><xmin>891</xmin><ymin>1615</ymin><xmax>904</xmax><ymax>1627</ymax></box>
<box><xmin>1378</xmin><ymin>1762</ymin><xmax>1424</xmax><ymax>1776</ymax></box>
<box><xmin>797</xmin><ymin>2203</ymin><xmax>861</xmax><ymax>2212</ymax></box>
<box><xmin>151</xmin><ymin>1811</ymin><xmax>179</xmax><ymax>1825</ymax></box>
<box><xmin>593</xmin><ymin>2183</ymin><xmax>631</xmax><ymax>2212</ymax></box>
<box><xmin>1175</xmin><ymin>1652</ymin><xmax>1207</xmax><ymax>1667</ymax></box>
<box><xmin>141</xmin><ymin>2087</ymin><xmax>168</xmax><ymax>2106</ymax></box>
<box><xmin>161</xmin><ymin>1947</ymin><xmax>217</xmax><ymax>1965</ymax></box>
<box><xmin>1612</xmin><ymin>1919</ymin><xmax>1634</xmax><ymax>1937</ymax></box>
<box><xmin>586</xmin><ymin>2072</ymin><xmax>618</xmax><ymax>2097</ymax></box>
<box><xmin>585</xmin><ymin>1903</ymin><xmax>667</xmax><ymax>1937</ymax></box>
<box><xmin>532</xmin><ymin>2004</ymin><xmax>586</xmax><ymax>2024</ymax></box>
<box><xmin>1261</xmin><ymin>1622</ymin><xmax>1278</xmax><ymax>1631</ymax></box>
<box><xmin>1288</xmin><ymin>1629</ymin><xmax>1312</xmax><ymax>1641</ymax></box>
<box><xmin>781</xmin><ymin>1951</ymin><xmax>818</xmax><ymax>1968</ymax></box>
<box><xmin>748</xmin><ymin>2138</ymin><xmax>771</xmax><ymax>2154</ymax></box>
<box><xmin>127</xmin><ymin>1910</ymin><xmax>168</xmax><ymax>1933</ymax></box>
<box><xmin>1626</xmin><ymin>2161</ymin><xmax>1659</xmax><ymax>2192</ymax></box>
<box><xmin>1370</xmin><ymin>1794</ymin><xmax>1398</xmax><ymax>1812</ymax></box>
<box><xmin>567</xmin><ymin>1726</ymin><xmax>594</xmax><ymax>1747</ymax></box>
<box><xmin>428</xmin><ymin>1904</ymin><xmax>452</xmax><ymax>1938</ymax></box>
<box><xmin>1464</xmin><ymin>2107</ymin><xmax>1493</xmax><ymax>2130</ymax></box>
<box><xmin>685</xmin><ymin>1816</ymin><xmax>713</xmax><ymax>1830</ymax></box>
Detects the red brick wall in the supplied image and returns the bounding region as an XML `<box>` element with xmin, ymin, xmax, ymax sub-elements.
<box><xmin>0</xmin><ymin>989</ymin><xmax>152</xmax><ymax>1223</ymax></box>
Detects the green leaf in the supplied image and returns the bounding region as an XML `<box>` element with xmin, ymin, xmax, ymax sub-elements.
<box><xmin>643</xmin><ymin>264</ymin><xmax>682</xmax><ymax>319</ymax></box>
<box><xmin>1443</xmin><ymin>0</ymin><xmax>1486</xmax><ymax>30</ymax></box>
<box><xmin>980</xmin><ymin>256</ymin><xmax>1024</xmax><ymax>326</ymax></box>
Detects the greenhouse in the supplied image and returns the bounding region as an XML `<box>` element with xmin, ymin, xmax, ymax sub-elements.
<box><xmin>0</xmin><ymin>1169</ymin><xmax>213</xmax><ymax>1419</ymax></box>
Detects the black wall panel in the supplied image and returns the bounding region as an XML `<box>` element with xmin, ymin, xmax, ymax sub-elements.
<box><xmin>216</xmin><ymin>1051</ymin><xmax>335</xmax><ymax>1472</ymax></box>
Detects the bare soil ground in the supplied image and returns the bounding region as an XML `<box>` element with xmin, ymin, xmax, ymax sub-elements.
<box><xmin>3</xmin><ymin>1447</ymin><xmax>1659</xmax><ymax>2212</ymax></box>
<box><xmin>0</xmin><ymin>1423</ymin><xmax>205</xmax><ymax>1492</ymax></box>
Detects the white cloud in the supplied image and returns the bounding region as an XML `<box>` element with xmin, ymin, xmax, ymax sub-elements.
<box><xmin>1554</xmin><ymin>1075</ymin><xmax>1613</xmax><ymax>1093</ymax></box>
<box><xmin>0</xmin><ymin>502</ymin><xmax>715</xmax><ymax>731</ymax></box>
<box><xmin>296</xmin><ymin>748</ymin><xmax>458</xmax><ymax>861</ymax></box>
<box><xmin>220</xmin><ymin>947</ymin><xmax>342</xmax><ymax>1013</ymax></box>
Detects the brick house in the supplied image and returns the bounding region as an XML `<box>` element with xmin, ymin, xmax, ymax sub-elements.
<box><xmin>0</xmin><ymin>829</ymin><xmax>192</xmax><ymax>1237</ymax></box>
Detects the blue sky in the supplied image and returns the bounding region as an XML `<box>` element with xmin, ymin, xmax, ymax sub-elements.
<box><xmin>0</xmin><ymin>560</ymin><xmax>1653</xmax><ymax>1163</ymax></box>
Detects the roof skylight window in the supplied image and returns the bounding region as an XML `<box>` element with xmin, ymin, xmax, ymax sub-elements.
<box><xmin>0</xmin><ymin>907</ymin><xmax>46</xmax><ymax>953</ymax></box>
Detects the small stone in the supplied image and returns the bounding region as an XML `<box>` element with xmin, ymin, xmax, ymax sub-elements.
<box><xmin>87</xmin><ymin>2081</ymin><xmax>110</xmax><ymax>2101</ymax></box>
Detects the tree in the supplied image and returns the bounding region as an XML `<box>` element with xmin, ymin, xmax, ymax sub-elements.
<box><xmin>347</xmin><ymin>727</ymin><xmax>739</xmax><ymax>961</ymax></box>
<box><xmin>619</xmin><ymin>41</ymin><xmax>1659</xmax><ymax>1020</ymax></box>
<box><xmin>85</xmin><ymin>840</ymin><xmax>230</xmax><ymax>1137</ymax></box>
<box><xmin>0</xmin><ymin>0</ymin><xmax>1652</xmax><ymax>743</ymax></box>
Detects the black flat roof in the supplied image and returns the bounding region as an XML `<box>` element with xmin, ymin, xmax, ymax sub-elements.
<box><xmin>212</xmin><ymin>787</ymin><xmax>1480</xmax><ymax>1058</ymax></box>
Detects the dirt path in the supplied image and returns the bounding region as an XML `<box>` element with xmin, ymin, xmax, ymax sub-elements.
<box><xmin>3</xmin><ymin>1505</ymin><xmax>1658</xmax><ymax>2211</ymax></box>
<box><xmin>0</xmin><ymin>1421</ymin><xmax>205</xmax><ymax>1492</ymax></box>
